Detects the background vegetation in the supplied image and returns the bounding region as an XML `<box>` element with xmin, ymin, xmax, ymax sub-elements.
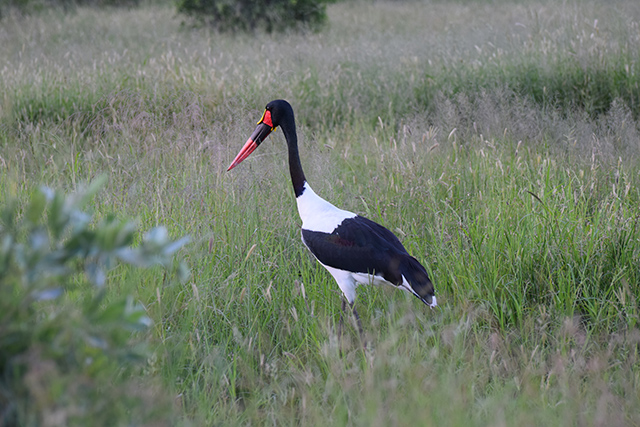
<box><xmin>0</xmin><ymin>0</ymin><xmax>140</xmax><ymax>17</ymax></box>
<box><xmin>176</xmin><ymin>0</ymin><xmax>334</xmax><ymax>33</ymax></box>
<box><xmin>1</xmin><ymin>0</ymin><xmax>640</xmax><ymax>425</ymax></box>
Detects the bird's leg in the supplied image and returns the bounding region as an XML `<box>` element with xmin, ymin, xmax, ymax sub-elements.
<box><xmin>338</xmin><ymin>299</ymin><xmax>365</xmax><ymax>350</ymax></box>
<box><xmin>349</xmin><ymin>302</ymin><xmax>366</xmax><ymax>347</ymax></box>
<box><xmin>338</xmin><ymin>299</ymin><xmax>346</xmax><ymax>342</ymax></box>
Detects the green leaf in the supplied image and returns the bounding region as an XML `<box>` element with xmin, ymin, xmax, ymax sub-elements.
<box><xmin>177</xmin><ymin>261</ymin><xmax>191</xmax><ymax>283</ymax></box>
<box><xmin>31</xmin><ymin>288</ymin><xmax>63</xmax><ymax>301</ymax></box>
<box><xmin>144</xmin><ymin>226</ymin><xmax>169</xmax><ymax>246</ymax></box>
<box><xmin>86</xmin><ymin>261</ymin><xmax>106</xmax><ymax>287</ymax></box>
<box><xmin>26</xmin><ymin>189</ymin><xmax>47</xmax><ymax>224</ymax></box>
<box><xmin>163</xmin><ymin>236</ymin><xmax>190</xmax><ymax>256</ymax></box>
<box><xmin>78</xmin><ymin>175</ymin><xmax>108</xmax><ymax>208</ymax></box>
<box><xmin>48</xmin><ymin>191</ymin><xmax>69</xmax><ymax>239</ymax></box>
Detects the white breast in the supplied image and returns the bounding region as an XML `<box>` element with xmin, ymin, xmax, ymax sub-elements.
<box><xmin>295</xmin><ymin>183</ymin><xmax>356</xmax><ymax>233</ymax></box>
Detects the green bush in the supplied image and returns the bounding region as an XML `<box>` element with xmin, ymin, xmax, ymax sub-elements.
<box><xmin>177</xmin><ymin>0</ymin><xmax>334</xmax><ymax>33</ymax></box>
<box><xmin>0</xmin><ymin>178</ymin><xmax>188</xmax><ymax>425</ymax></box>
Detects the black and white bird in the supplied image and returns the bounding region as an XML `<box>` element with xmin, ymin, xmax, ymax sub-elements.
<box><xmin>227</xmin><ymin>100</ymin><xmax>437</xmax><ymax>334</ymax></box>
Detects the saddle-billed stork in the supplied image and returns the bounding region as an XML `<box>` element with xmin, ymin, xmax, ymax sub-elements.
<box><xmin>227</xmin><ymin>99</ymin><xmax>437</xmax><ymax>338</ymax></box>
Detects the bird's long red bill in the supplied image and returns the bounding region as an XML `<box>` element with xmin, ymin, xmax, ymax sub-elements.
<box><xmin>227</xmin><ymin>111</ymin><xmax>275</xmax><ymax>171</ymax></box>
<box><xmin>227</xmin><ymin>138</ymin><xmax>258</xmax><ymax>171</ymax></box>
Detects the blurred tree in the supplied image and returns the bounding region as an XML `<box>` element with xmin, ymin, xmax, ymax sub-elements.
<box><xmin>177</xmin><ymin>0</ymin><xmax>335</xmax><ymax>33</ymax></box>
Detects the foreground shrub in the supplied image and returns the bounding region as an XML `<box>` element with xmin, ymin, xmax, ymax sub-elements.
<box><xmin>177</xmin><ymin>0</ymin><xmax>334</xmax><ymax>33</ymax></box>
<box><xmin>0</xmin><ymin>178</ymin><xmax>188</xmax><ymax>425</ymax></box>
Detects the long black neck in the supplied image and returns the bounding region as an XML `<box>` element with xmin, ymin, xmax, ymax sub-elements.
<box><xmin>280</xmin><ymin>115</ymin><xmax>307</xmax><ymax>198</ymax></box>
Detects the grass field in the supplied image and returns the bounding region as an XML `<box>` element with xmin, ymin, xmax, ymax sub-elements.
<box><xmin>2</xmin><ymin>0</ymin><xmax>640</xmax><ymax>425</ymax></box>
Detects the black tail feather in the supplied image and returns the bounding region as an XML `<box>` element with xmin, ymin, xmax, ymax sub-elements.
<box><xmin>400</xmin><ymin>255</ymin><xmax>435</xmax><ymax>305</ymax></box>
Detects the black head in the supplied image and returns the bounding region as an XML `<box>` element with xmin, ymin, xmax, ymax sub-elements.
<box><xmin>263</xmin><ymin>99</ymin><xmax>294</xmax><ymax>129</ymax></box>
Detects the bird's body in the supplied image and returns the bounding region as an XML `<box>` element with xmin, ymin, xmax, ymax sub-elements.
<box><xmin>297</xmin><ymin>182</ymin><xmax>435</xmax><ymax>306</ymax></box>
<box><xmin>227</xmin><ymin>100</ymin><xmax>436</xmax><ymax>326</ymax></box>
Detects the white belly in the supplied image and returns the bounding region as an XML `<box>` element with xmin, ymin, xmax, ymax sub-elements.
<box><xmin>318</xmin><ymin>263</ymin><xmax>392</xmax><ymax>304</ymax></box>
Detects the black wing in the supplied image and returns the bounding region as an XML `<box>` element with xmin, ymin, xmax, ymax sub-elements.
<box><xmin>301</xmin><ymin>215</ymin><xmax>409</xmax><ymax>285</ymax></box>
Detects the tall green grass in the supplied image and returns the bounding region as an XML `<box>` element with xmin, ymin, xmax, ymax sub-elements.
<box><xmin>2</xmin><ymin>0</ymin><xmax>640</xmax><ymax>425</ymax></box>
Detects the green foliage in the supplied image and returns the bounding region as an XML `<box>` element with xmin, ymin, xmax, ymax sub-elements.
<box><xmin>176</xmin><ymin>0</ymin><xmax>333</xmax><ymax>32</ymax></box>
<box><xmin>0</xmin><ymin>179</ymin><xmax>188</xmax><ymax>425</ymax></box>
<box><xmin>418</xmin><ymin>57</ymin><xmax>640</xmax><ymax>121</ymax></box>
